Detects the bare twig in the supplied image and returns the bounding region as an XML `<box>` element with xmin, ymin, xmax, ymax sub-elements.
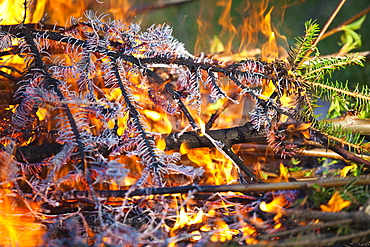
<box><xmin>320</xmin><ymin>5</ymin><xmax>370</xmax><ymax>41</ymax></box>
<box><xmin>62</xmin><ymin>175</ymin><xmax>370</xmax><ymax>199</ymax></box>
<box><xmin>301</xmin><ymin>0</ymin><xmax>347</xmax><ymax>63</ymax></box>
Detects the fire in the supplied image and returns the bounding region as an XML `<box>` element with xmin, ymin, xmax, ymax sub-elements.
<box><xmin>0</xmin><ymin>194</ymin><xmax>45</xmax><ymax>247</ymax></box>
<box><xmin>320</xmin><ymin>191</ymin><xmax>351</xmax><ymax>212</ymax></box>
<box><xmin>171</xmin><ymin>207</ymin><xmax>204</xmax><ymax>230</ymax></box>
<box><xmin>0</xmin><ymin>0</ymin><xmax>360</xmax><ymax>246</ymax></box>
<box><xmin>187</xmin><ymin>147</ymin><xmax>238</xmax><ymax>185</ymax></box>
<box><xmin>260</xmin><ymin>195</ymin><xmax>286</xmax><ymax>214</ymax></box>
<box><xmin>278</xmin><ymin>163</ymin><xmax>289</xmax><ymax>182</ymax></box>
<box><xmin>0</xmin><ymin>0</ymin><xmax>23</xmax><ymax>25</ymax></box>
<box><xmin>260</xmin><ymin>7</ymin><xmax>279</xmax><ymax>61</ymax></box>
<box><xmin>216</xmin><ymin>0</ymin><xmax>237</xmax><ymax>55</ymax></box>
<box><xmin>194</xmin><ymin>0</ymin><xmax>288</xmax><ymax>61</ymax></box>
<box><xmin>143</xmin><ymin>109</ymin><xmax>172</xmax><ymax>134</ymax></box>
<box><xmin>210</xmin><ymin>220</ymin><xmax>238</xmax><ymax>242</ymax></box>
<box><xmin>0</xmin><ymin>0</ymin><xmax>48</xmax><ymax>25</ymax></box>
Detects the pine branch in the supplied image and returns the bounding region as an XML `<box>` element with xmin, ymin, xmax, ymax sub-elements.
<box><xmin>300</xmin><ymin>55</ymin><xmax>364</xmax><ymax>81</ymax></box>
<box><xmin>2</xmin><ymin>16</ymin><xmax>369</xmax><ymax>183</ymax></box>
<box><xmin>289</xmin><ymin>20</ymin><xmax>320</xmax><ymax>67</ymax></box>
<box><xmin>316</xmin><ymin>132</ymin><xmax>370</xmax><ymax>167</ymax></box>
<box><xmin>17</xmin><ymin>26</ymin><xmax>87</xmax><ymax>172</ymax></box>
<box><xmin>312</xmin><ymin>80</ymin><xmax>370</xmax><ymax>112</ymax></box>
<box><xmin>108</xmin><ymin>56</ymin><xmax>167</xmax><ymax>187</ymax></box>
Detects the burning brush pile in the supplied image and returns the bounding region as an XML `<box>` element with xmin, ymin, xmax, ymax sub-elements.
<box><xmin>0</xmin><ymin>0</ymin><xmax>370</xmax><ymax>246</ymax></box>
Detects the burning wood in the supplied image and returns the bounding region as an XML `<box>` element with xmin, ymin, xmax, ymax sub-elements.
<box><xmin>0</xmin><ymin>0</ymin><xmax>370</xmax><ymax>246</ymax></box>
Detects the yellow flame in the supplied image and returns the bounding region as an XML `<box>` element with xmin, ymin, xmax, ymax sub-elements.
<box><xmin>191</xmin><ymin>230</ymin><xmax>202</xmax><ymax>241</ymax></box>
<box><xmin>261</xmin><ymin>80</ymin><xmax>276</xmax><ymax>99</ymax></box>
<box><xmin>107</xmin><ymin>119</ymin><xmax>115</xmax><ymax>129</ymax></box>
<box><xmin>180</xmin><ymin>142</ymin><xmax>190</xmax><ymax>155</ymax></box>
<box><xmin>0</xmin><ymin>0</ymin><xmax>26</xmax><ymax>25</ymax></box>
<box><xmin>170</xmin><ymin>207</ymin><xmax>204</xmax><ymax>235</ymax></box>
<box><xmin>143</xmin><ymin>109</ymin><xmax>172</xmax><ymax>134</ymax></box>
<box><xmin>36</xmin><ymin>107</ymin><xmax>48</xmax><ymax>121</ymax></box>
<box><xmin>210</xmin><ymin>220</ymin><xmax>238</xmax><ymax>242</ymax></box>
<box><xmin>278</xmin><ymin>163</ymin><xmax>289</xmax><ymax>182</ymax></box>
<box><xmin>143</xmin><ymin>110</ymin><xmax>162</xmax><ymax>122</ymax></box>
<box><xmin>200</xmin><ymin>224</ymin><xmax>212</xmax><ymax>232</ymax></box>
<box><xmin>260</xmin><ymin>195</ymin><xmax>286</xmax><ymax>214</ymax></box>
<box><xmin>156</xmin><ymin>138</ymin><xmax>166</xmax><ymax>151</ymax></box>
<box><xmin>117</xmin><ymin>115</ymin><xmax>128</xmax><ymax>136</ymax></box>
<box><xmin>108</xmin><ymin>88</ymin><xmax>122</xmax><ymax>101</ymax></box>
<box><xmin>260</xmin><ymin>7</ymin><xmax>279</xmax><ymax>61</ymax></box>
<box><xmin>240</xmin><ymin>223</ymin><xmax>256</xmax><ymax>241</ymax></box>
<box><xmin>0</xmin><ymin>196</ymin><xmax>45</xmax><ymax>247</ymax></box>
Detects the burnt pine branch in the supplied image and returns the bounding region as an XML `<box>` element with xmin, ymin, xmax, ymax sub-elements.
<box><xmin>1</xmin><ymin>17</ymin><xmax>369</xmax><ymax>186</ymax></box>
<box><xmin>108</xmin><ymin>55</ymin><xmax>166</xmax><ymax>187</ymax></box>
<box><xmin>17</xmin><ymin>26</ymin><xmax>87</xmax><ymax>172</ymax></box>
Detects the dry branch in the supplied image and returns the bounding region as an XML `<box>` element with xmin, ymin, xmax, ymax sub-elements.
<box><xmin>61</xmin><ymin>175</ymin><xmax>370</xmax><ymax>199</ymax></box>
<box><xmin>164</xmin><ymin>122</ymin><xmax>266</xmax><ymax>151</ymax></box>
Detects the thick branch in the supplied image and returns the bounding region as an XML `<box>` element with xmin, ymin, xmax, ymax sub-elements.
<box><xmin>164</xmin><ymin>122</ymin><xmax>266</xmax><ymax>151</ymax></box>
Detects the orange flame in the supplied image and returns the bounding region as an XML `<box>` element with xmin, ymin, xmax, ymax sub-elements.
<box><xmin>195</xmin><ymin>0</ymin><xmax>288</xmax><ymax>60</ymax></box>
<box><xmin>216</xmin><ymin>0</ymin><xmax>238</xmax><ymax>55</ymax></box>
<box><xmin>0</xmin><ymin>194</ymin><xmax>45</xmax><ymax>247</ymax></box>
<box><xmin>320</xmin><ymin>191</ymin><xmax>351</xmax><ymax>212</ymax></box>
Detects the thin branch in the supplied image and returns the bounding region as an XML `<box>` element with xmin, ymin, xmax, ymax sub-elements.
<box><xmin>301</xmin><ymin>0</ymin><xmax>347</xmax><ymax>62</ymax></box>
<box><xmin>317</xmin><ymin>132</ymin><xmax>370</xmax><ymax>167</ymax></box>
<box><xmin>62</xmin><ymin>175</ymin><xmax>370</xmax><ymax>199</ymax></box>
<box><xmin>320</xmin><ymin>5</ymin><xmax>370</xmax><ymax>41</ymax></box>
<box><xmin>281</xmin><ymin>209</ymin><xmax>370</xmax><ymax>227</ymax></box>
<box><xmin>222</xmin><ymin>145</ymin><xmax>261</xmax><ymax>182</ymax></box>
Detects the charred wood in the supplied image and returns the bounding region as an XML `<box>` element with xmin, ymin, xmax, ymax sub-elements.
<box><xmin>164</xmin><ymin>122</ymin><xmax>266</xmax><ymax>151</ymax></box>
